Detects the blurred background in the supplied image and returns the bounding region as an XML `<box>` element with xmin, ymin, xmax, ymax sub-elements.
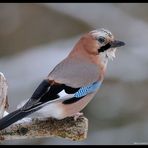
<box><xmin>0</xmin><ymin>3</ymin><xmax>148</xmax><ymax>145</ymax></box>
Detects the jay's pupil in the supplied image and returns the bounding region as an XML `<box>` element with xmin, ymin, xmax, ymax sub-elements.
<box><xmin>98</xmin><ymin>37</ymin><xmax>105</xmax><ymax>43</ymax></box>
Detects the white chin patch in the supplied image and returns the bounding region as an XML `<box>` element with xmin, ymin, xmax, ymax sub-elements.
<box><xmin>106</xmin><ymin>48</ymin><xmax>116</xmax><ymax>61</ymax></box>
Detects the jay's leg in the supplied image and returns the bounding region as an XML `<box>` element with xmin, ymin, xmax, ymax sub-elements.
<box><xmin>73</xmin><ymin>112</ymin><xmax>83</xmax><ymax>121</ymax></box>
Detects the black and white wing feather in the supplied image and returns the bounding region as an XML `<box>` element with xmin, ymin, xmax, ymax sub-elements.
<box><xmin>0</xmin><ymin>78</ymin><xmax>101</xmax><ymax>130</ymax></box>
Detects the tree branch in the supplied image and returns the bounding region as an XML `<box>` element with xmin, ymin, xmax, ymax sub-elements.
<box><xmin>0</xmin><ymin>72</ymin><xmax>88</xmax><ymax>141</ymax></box>
<box><xmin>0</xmin><ymin>72</ymin><xmax>8</xmax><ymax>119</ymax></box>
<box><xmin>0</xmin><ymin>116</ymin><xmax>88</xmax><ymax>141</ymax></box>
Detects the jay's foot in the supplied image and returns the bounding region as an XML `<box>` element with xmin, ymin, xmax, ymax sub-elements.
<box><xmin>73</xmin><ymin>112</ymin><xmax>83</xmax><ymax>121</ymax></box>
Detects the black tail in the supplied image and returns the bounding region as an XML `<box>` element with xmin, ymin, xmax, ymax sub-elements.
<box><xmin>0</xmin><ymin>79</ymin><xmax>52</xmax><ymax>131</ymax></box>
<box><xmin>0</xmin><ymin>108</ymin><xmax>34</xmax><ymax>130</ymax></box>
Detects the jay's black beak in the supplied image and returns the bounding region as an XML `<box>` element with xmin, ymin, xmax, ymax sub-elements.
<box><xmin>110</xmin><ymin>40</ymin><xmax>125</xmax><ymax>48</ymax></box>
<box><xmin>98</xmin><ymin>40</ymin><xmax>125</xmax><ymax>53</ymax></box>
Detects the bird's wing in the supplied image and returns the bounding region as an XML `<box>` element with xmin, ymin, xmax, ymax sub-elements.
<box><xmin>21</xmin><ymin>56</ymin><xmax>101</xmax><ymax>112</ymax></box>
<box><xmin>21</xmin><ymin>79</ymin><xmax>102</xmax><ymax>112</ymax></box>
<box><xmin>48</xmin><ymin>56</ymin><xmax>100</xmax><ymax>88</ymax></box>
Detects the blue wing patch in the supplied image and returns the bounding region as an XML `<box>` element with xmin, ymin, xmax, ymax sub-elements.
<box><xmin>74</xmin><ymin>81</ymin><xmax>102</xmax><ymax>98</ymax></box>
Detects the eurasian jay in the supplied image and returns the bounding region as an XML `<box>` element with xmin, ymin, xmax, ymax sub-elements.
<box><xmin>0</xmin><ymin>28</ymin><xmax>125</xmax><ymax>130</ymax></box>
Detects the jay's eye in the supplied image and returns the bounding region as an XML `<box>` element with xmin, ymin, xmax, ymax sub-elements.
<box><xmin>98</xmin><ymin>37</ymin><xmax>105</xmax><ymax>44</ymax></box>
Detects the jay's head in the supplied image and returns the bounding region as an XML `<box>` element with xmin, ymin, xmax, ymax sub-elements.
<box><xmin>79</xmin><ymin>28</ymin><xmax>125</xmax><ymax>60</ymax></box>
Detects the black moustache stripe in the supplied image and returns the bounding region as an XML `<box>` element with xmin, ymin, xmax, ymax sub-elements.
<box><xmin>98</xmin><ymin>43</ymin><xmax>111</xmax><ymax>53</ymax></box>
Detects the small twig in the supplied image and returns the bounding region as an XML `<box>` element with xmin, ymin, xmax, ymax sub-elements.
<box><xmin>0</xmin><ymin>72</ymin><xmax>88</xmax><ymax>141</ymax></box>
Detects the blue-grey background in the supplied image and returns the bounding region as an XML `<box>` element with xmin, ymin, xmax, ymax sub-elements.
<box><xmin>0</xmin><ymin>3</ymin><xmax>148</xmax><ymax>145</ymax></box>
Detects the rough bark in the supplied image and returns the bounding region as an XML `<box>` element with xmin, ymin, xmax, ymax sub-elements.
<box><xmin>0</xmin><ymin>73</ymin><xmax>8</xmax><ymax>119</ymax></box>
